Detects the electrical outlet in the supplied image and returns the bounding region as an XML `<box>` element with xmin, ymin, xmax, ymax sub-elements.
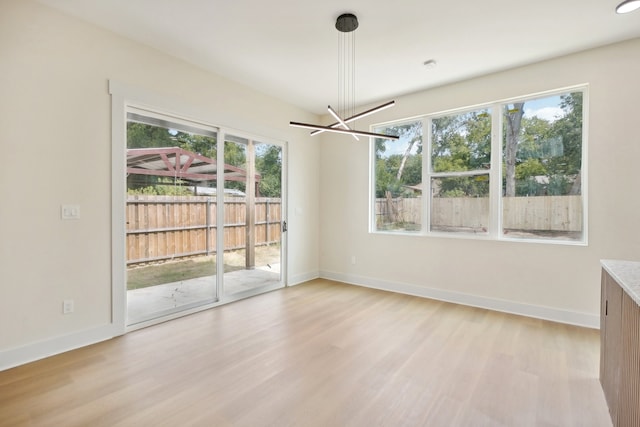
<box><xmin>351</xmin><ymin>255</ymin><xmax>356</xmax><ymax>265</ymax></box>
<box><xmin>63</xmin><ymin>299</ymin><xmax>74</xmax><ymax>314</ymax></box>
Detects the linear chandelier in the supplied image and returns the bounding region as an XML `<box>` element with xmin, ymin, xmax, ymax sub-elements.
<box><xmin>290</xmin><ymin>13</ymin><xmax>399</xmax><ymax>141</ymax></box>
<box><xmin>616</xmin><ymin>0</ymin><xmax>640</xmax><ymax>13</ymax></box>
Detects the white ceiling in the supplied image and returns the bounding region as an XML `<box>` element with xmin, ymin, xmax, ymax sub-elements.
<box><xmin>38</xmin><ymin>0</ymin><xmax>640</xmax><ymax>115</ymax></box>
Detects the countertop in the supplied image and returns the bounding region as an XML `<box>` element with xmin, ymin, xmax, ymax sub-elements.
<box><xmin>601</xmin><ymin>259</ymin><xmax>640</xmax><ymax>307</ymax></box>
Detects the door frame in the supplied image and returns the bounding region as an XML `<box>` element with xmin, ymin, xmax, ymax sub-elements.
<box><xmin>217</xmin><ymin>129</ymin><xmax>288</xmax><ymax>301</ymax></box>
<box><xmin>110</xmin><ymin>81</ymin><xmax>288</xmax><ymax>335</ymax></box>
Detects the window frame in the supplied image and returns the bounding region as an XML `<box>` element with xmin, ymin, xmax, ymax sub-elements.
<box><xmin>369</xmin><ymin>117</ymin><xmax>425</xmax><ymax>233</ymax></box>
<box><xmin>427</xmin><ymin>105</ymin><xmax>495</xmax><ymax>238</ymax></box>
<box><xmin>369</xmin><ymin>85</ymin><xmax>588</xmax><ymax>245</ymax></box>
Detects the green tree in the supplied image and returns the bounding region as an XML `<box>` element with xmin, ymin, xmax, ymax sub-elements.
<box><xmin>255</xmin><ymin>144</ymin><xmax>282</xmax><ymax>197</ymax></box>
<box><xmin>516</xmin><ymin>177</ymin><xmax>541</xmax><ymax>196</ymax></box>
<box><xmin>376</xmin><ymin>154</ymin><xmax>402</xmax><ymax>197</ymax></box>
<box><xmin>223</xmin><ymin>141</ymin><xmax>247</xmax><ymax>193</ymax></box>
<box><xmin>174</xmin><ymin>132</ymin><xmax>217</xmax><ymax>159</ymax></box>
<box><xmin>551</xmin><ymin>92</ymin><xmax>583</xmax><ymax>194</ymax></box>
<box><xmin>504</xmin><ymin>103</ymin><xmax>525</xmax><ymax>197</ymax></box>
<box><xmin>432</xmin><ymin>110</ymin><xmax>491</xmax><ymax>173</ymax></box>
<box><xmin>503</xmin><ymin>92</ymin><xmax>583</xmax><ymax>197</ymax></box>
<box><xmin>515</xmin><ymin>158</ymin><xmax>546</xmax><ymax>180</ymax></box>
<box><xmin>375</xmin><ymin>158</ymin><xmax>395</xmax><ymax>198</ymax></box>
<box><xmin>127</xmin><ymin>122</ymin><xmax>175</xmax><ymax>148</ymax></box>
<box><xmin>518</xmin><ymin>116</ymin><xmax>553</xmax><ymax>161</ymax></box>
<box><xmin>437</xmin><ymin>175</ymin><xmax>489</xmax><ymax>198</ymax></box>
<box><xmin>374</xmin><ymin>121</ymin><xmax>422</xmax><ymax>198</ymax></box>
<box><xmin>393</xmin><ymin>123</ymin><xmax>422</xmax><ymax>181</ymax></box>
<box><xmin>432</xmin><ymin>115</ymin><xmax>465</xmax><ymax>171</ymax></box>
<box><xmin>503</xmin><ymin>101</ymin><xmax>579</xmax><ymax>196</ymax></box>
<box><xmin>127</xmin><ymin>123</ymin><xmax>219</xmax><ymax>192</ymax></box>
<box><xmin>548</xmin><ymin>174</ymin><xmax>570</xmax><ymax>195</ymax></box>
<box><xmin>431</xmin><ymin>110</ymin><xmax>491</xmax><ymax>197</ymax></box>
<box><xmin>127</xmin><ymin>184</ymin><xmax>192</xmax><ymax>196</ymax></box>
<box><xmin>401</xmin><ymin>154</ymin><xmax>422</xmax><ymax>188</ymax></box>
<box><xmin>127</xmin><ymin>123</ymin><xmax>177</xmax><ymax>190</ymax></box>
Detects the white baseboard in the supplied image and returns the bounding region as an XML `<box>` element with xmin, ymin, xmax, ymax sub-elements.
<box><xmin>287</xmin><ymin>270</ymin><xmax>320</xmax><ymax>287</ymax></box>
<box><xmin>2</xmin><ymin>270</ymin><xmax>598</xmax><ymax>372</ymax></box>
<box><xmin>0</xmin><ymin>324</ymin><xmax>116</xmax><ymax>371</ymax></box>
<box><xmin>0</xmin><ymin>270</ymin><xmax>323</xmax><ymax>372</ymax></box>
<box><xmin>319</xmin><ymin>270</ymin><xmax>600</xmax><ymax>329</ymax></box>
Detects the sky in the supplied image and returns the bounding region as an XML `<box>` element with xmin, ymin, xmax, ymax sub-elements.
<box><xmin>522</xmin><ymin>95</ymin><xmax>564</xmax><ymax>122</ymax></box>
<box><xmin>378</xmin><ymin>94</ymin><xmax>566</xmax><ymax>157</ymax></box>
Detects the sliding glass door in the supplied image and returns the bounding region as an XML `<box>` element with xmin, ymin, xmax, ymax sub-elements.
<box><xmin>125</xmin><ymin>109</ymin><xmax>219</xmax><ymax>325</ymax></box>
<box><xmin>222</xmin><ymin>134</ymin><xmax>283</xmax><ymax>299</ymax></box>
<box><xmin>122</xmin><ymin>108</ymin><xmax>286</xmax><ymax>327</ymax></box>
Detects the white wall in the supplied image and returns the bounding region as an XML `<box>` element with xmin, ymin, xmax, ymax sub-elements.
<box><xmin>320</xmin><ymin>38</ymin><xmax>640</xmax><ymax>327</ymax></box>
<box><xmin>2</xmin><ymin>0</ymin><xmax>638</xmax><ymax>371</ymax></box>
<box><xmin>0</xmin><ymin>0</ymin><xmax>320</xmax><ymax>368</ymax></box>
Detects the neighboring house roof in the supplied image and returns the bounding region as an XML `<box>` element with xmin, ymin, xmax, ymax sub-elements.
<box><xmin>404</xmin><ymin>183</ymin><xmax>423</xmax><ymax>193</ymax></box>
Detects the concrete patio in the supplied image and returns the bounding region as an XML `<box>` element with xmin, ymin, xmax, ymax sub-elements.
<box><xmin>127</xmin><ymin>263</ymin><xmax>281</xmax><ymax>325</ymax></box>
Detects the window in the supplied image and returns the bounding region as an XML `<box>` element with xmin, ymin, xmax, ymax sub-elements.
<box><xmin>502</xmin><ymin>92</ymin><xmax>584</xmax><ymax>241</ymax></box>
<box><xmin>430</xmin><ymin>108</ymin><xmax>491</xmax><ymax>234</ymax></box>
<box><xmin>371</xmin><ymin>87</ymin><xmax>586</xmax><ymax>244</ymax></box>
<box><xmin>372</xmin><ymin>120</ymin><xmax>423</xmax><ymax>232</ymax></box>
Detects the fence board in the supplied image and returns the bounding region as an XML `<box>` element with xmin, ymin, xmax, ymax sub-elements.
<box><xmin>376</xmin><ymin>195</ymin><xmax>583</xmax><ymax>232</ymax></box>
<box><xmin>126</xmin><ymin>196</ymin><xmax>281</xmax><ymax>264</ymax></box>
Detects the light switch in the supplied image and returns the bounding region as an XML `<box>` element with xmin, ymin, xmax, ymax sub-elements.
<box><xmin>61</xmin><ymin>205</ymin><xmax>80</xmax><ymax>220</ymax></box>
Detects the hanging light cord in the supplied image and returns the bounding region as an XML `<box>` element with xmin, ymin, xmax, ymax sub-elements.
<box><xmin>289</xmin><ymin>13</ymin><xmax>398</xmax><ymax>140</ymax></box>
<box><xmin>338</xmin><ymin>26</ymin><xmax>356</xmax><ymax>123</ymax></box>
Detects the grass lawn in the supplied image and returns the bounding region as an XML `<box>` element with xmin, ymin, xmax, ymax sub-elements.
<box><xmin>127</xmin><ymin>245</ymin><xmax>280</xmax><ymax>290</ymax></box>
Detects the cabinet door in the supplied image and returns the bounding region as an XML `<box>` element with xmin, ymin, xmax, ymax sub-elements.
<box><xmin>601</xmin><ymin>270</ymin><xmax>607</xmax><ymax>381</ymax></box>
<box><xmin>619</xmin><ymin>292</ymin><xmax>640</xmax><ymax>427</ymax></box>
<box><xmin>601</xmin><ymin>270</ymin><xmax>623</xmax><ymax>424</ymax></box>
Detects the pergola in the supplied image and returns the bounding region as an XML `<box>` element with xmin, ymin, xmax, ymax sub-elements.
<box><xmin>126</xmin><ymin>146</ymin><xmax>260</xmax><ymax>193</ymax></box>
<box><xmin>126</xmin><ymin>146</ymin><xmax>262</xmax><ymax>268</ymax></box>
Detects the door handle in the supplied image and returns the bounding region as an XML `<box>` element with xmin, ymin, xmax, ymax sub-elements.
<box><xmin>282</xmin><ymin>220</ymin><xmax>287</xmax><ymax>232</ymax></box>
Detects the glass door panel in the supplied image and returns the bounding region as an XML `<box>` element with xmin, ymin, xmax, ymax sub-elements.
<box><xmin>125</xmin><ymin>111</ymin><xmax>219</xmax><ymax>325</ymax></box>
<box><xmin>222</xmin><ymin>135</ymin><xmax>283</xmax><ymax>298</ymax></box>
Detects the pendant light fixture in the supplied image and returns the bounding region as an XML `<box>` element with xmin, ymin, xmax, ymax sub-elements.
<box><xmin>290</xmin><ymin>13</ymin><xmax>399</xmax><ymax>140</ymax></box>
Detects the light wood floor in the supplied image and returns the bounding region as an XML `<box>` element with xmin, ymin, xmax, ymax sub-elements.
<box><xmin>0</xmin><ymin>279</ymin><xmax>611</xmax><ymax>427</ymax></box>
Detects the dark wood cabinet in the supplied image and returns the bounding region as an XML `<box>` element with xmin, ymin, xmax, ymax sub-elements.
<box><xmin>601</xmin><ymin>270</ymin><xmax>623</xmax><ymax>425</ymax></box>
<box><xmin>600</xmin><ymin>264</ymin><xmax>640</xmax><ymax>427</ymax></box>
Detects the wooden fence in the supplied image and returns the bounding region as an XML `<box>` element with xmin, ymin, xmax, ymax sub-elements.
<box><xmin>126</xmin><ymin>195</ymin><xmax>281</xmax><ymax>265</ymax></box>
<box><xmin>376</xmin><ymin>195</ymin><xmax>583</xmax><ymax>232</ymax></box>
<box><xmin>128</xmin><ymin>194</ymin><xmax>580</xmax><ymax>264</ymax></box>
